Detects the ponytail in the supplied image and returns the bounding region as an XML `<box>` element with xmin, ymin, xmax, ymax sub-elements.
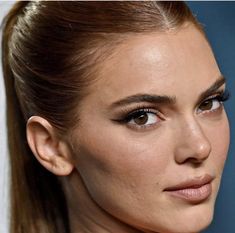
<box><xmin>1</xmin><ymin>2</ymin><xmax>70</xmax><ymax>233</ymax></box>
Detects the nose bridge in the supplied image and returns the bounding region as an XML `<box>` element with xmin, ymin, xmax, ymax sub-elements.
<box><xmin>174</xmin><ymin>114</ymin><xmax>211</xmax><ymax>164</ymax></box>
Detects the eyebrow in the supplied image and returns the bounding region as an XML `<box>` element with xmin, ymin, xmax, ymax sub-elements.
<box><xmin>110</xmin><ymin>93</ymin><xmax>176</xmax><ymax>109</ymax></box>
<box><xmin>197</xmin><ymin>75</ymin><xmax>226</xmax><ymax>103</ymax></box>
<box><xmin>110</xmin><ymin>75</ymin><xmax>226</xmax><ymax>108</ymax></box>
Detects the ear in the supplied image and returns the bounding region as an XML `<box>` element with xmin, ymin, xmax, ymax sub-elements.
<box><xmin>26</xmin><ymin>116</ymin><xmax>74</xmax><ymax>176</ymax></box>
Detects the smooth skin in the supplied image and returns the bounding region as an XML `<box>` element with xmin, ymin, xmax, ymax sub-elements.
<box><xmin>27</xmin><ymin>23</ymin><xmax>230</xmax><ymax>233</ymax></box>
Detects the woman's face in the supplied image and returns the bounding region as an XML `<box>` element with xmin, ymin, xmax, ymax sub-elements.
<box><xmin>69</xmin><ymin>24</ymin><xmax>230</xmax><ymax>233</ymax></box>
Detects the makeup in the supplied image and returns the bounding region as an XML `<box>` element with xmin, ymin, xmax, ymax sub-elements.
<box><xmin>164</xmin><ymin>175</ymin><xmax>214</xmax><ymax>204</ymax></box>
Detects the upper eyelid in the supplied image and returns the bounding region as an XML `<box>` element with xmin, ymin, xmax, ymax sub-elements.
<box><xmin>198</xmin><ymin>90</ymin><xmax>225</xmax><ymax>105</ymax></box>
<box><xmin>111</xmin><ymin>105</ymin><xmax>162</xmax><ymax>125</ymax></box>
<box><xmin>128</xmin><ymin>108</ymin><xmax>157</xmax><ymax>115</ymax></box>
<box><xmin>121</xmin><ymin>108</ymin><xmax>158</xmax><ymax>122</ymax></box>
<box><xmin>114</xmin><ymin>104</ymin><xmax>157</xmax><ymax>117</ymax></box>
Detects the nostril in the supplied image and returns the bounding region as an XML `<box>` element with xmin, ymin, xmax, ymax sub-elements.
<box><xmin>185</xmin><ymin>156</ymin><xmax>208</xmax><ymax>166</ymax></box>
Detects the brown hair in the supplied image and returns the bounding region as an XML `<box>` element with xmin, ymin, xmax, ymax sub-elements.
<box><xmin>1</xmin><ymin>2</ymin><xmax>200</xmax><ymax>233</ymax></box>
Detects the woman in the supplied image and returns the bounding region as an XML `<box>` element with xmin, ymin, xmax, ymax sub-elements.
<box><xmin>2</xmin><ymin>1</ymin><xmax>230</xmax><ymax>233</ymax></box>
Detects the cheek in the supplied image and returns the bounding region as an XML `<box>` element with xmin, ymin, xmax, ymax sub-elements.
<box><xmin>75</xmin><ymin>129</ymin><xmax>171</xmax><ymax>183</ymax></box>
<box><xmin>71</xmin><ymin>124</ymin><xmax>174</xmax><ymax>197</ymax></box>
<box><xmin>207</xmin><ymin>116</ymin><xmax>230</xmax><ymax>170</ymax></box>
<box><xmin>70</xmin><ymin>125</ymin><xmax>175</xmax><ymax>224</ymax></box>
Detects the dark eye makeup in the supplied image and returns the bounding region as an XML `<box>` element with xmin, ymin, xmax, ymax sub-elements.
<box><xmin>117</xmin><ymin>108</ymin><xmax>159</xmax><ymax>123</ymax></box>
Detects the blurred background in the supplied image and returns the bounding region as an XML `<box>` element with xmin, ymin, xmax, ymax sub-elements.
<box><xmin>0</xmin><ymin>2</ymin><xmax>234</xmax><ymax>233</ymax></box>
<box><xmin>0</xmin><ymin>2</ymin><xmax>14</xmax><ymax>233</ymax></box>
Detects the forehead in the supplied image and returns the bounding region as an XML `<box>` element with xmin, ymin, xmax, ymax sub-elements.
<box><xmin>88</xmin><ymin>24</ymin><xmax>221</xmax><ymax>103</ymax></box>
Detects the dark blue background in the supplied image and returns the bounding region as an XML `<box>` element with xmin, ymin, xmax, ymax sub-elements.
<box><xmin>187</xmin><ymin>2</ymin><xmax>235</xmax><ymax>233</ymax></box>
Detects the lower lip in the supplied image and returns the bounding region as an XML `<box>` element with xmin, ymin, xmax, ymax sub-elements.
<box><xmin>165</xmin><ymin>183</ymin><xmax>212</xmax><ymax>204</ymax></box>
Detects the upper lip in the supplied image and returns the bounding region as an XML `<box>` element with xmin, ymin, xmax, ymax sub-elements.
<box><xmin>164</xmin><ymin>174</ymin><xmax>214</xmax><ymax>191</ymax></box>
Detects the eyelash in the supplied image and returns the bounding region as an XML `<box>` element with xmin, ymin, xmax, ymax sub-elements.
<box><xmin>115</xmin><ymin>90</ymin><xmax>230</xmax><ymax>130</ymax></box>
<box><xmin>120</xmin><ymin>108</ymin><xmax>159</xmax><ymax>122</ymax></box>
<box><xmin>115</xmin><ymin>108</ymin><xmax>160</xmax><ymax>130</ymax></box>
<box><xmin>197</xmin><ymin>90</ymin><xmax>230</xmax><ymax>113</ymax></box>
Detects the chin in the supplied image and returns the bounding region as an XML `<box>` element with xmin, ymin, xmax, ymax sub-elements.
<box><xmin>138</xmin><ymin>202</ymin><xmax>215</xmax><ymax>233</ymax></box>
<box><xmin>162</xmin><ymin>204</ymin><xmax>214</xmax><ymax>233</ymax></box>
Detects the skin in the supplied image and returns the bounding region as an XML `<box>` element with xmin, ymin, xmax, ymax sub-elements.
<box><xmin>27</xmin><ymin>23</ymin><xmax>230</xmax><ymax>233</ymax></box>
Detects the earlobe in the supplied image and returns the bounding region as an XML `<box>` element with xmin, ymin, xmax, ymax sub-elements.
<box><xmin>26</xmin><ymin>116</ymin><xmax>74</xmax><ymax>176</ymax></box>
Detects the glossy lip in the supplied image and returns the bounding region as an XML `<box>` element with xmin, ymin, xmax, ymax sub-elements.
<box><xmin>164</xmin><ymin>174</ymin><xmax>214</xmax><ymax>204</ymax></box>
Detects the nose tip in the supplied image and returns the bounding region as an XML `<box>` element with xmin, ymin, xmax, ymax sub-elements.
<box><xmin>174</xmin><ymin>122</ymin><xmax>212</xmax><ymax>165</ymax></box>
<box><xmin>192</xmin><ymin>139</ymin><xmax>211</xmax><ymax>163</ymax></box>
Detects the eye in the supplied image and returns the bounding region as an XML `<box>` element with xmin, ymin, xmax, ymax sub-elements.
<box><xmin>198</xmin><ymin>98</ymin><xmax>221</xmax><ymax>113</ymax></box>
<box><xmin>128</xmin><ymin>111</ymin><xmax>159</xmax><ymax>126</ymax></box>
<box><xmin>118</xmin><ymin>108</ymin><xmax>163</xmax><ymax>130</ymax></box>
<box><xmin>197</xmin><ymin>91</ymin><xmax>230</xmax><ymax>114</ymax></box>
<box><xmin>113</xmin><ymin>107</ymin><xmax>163</xmax><ymax>130</ymax></box>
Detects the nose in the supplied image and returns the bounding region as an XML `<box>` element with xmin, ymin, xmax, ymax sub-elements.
<box><xmin>174</xmin><ymin>117</ymin><xmax>211</xmax><ymax>165</ymax></box>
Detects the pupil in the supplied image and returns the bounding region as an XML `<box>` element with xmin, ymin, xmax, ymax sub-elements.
<box><xmin>200</xmin><ymin>100</ymin><xmax>212</xmax><ymax>110</ymax></box>
<box><xmin>134</xmin><ymin>113</ymin><xmax>148</xmax><ymax>125</ymax></box>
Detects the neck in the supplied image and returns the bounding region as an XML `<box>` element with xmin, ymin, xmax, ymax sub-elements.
<box><xmin>61</xmin><ymin>170</ymin><xmax>145</xmax><ymax>233</ymax></box>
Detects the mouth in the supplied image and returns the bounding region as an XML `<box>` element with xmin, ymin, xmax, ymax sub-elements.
<box><xmin>164</xmin><ymin>174</ymin><xmax>214</xmax><ymax>204</ymax></box>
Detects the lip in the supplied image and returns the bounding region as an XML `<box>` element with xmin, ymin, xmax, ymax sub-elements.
<box><xmin>164</xmin><ymin>174</ymin><xmax>214</xmax><ymax>204</ymax></box>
